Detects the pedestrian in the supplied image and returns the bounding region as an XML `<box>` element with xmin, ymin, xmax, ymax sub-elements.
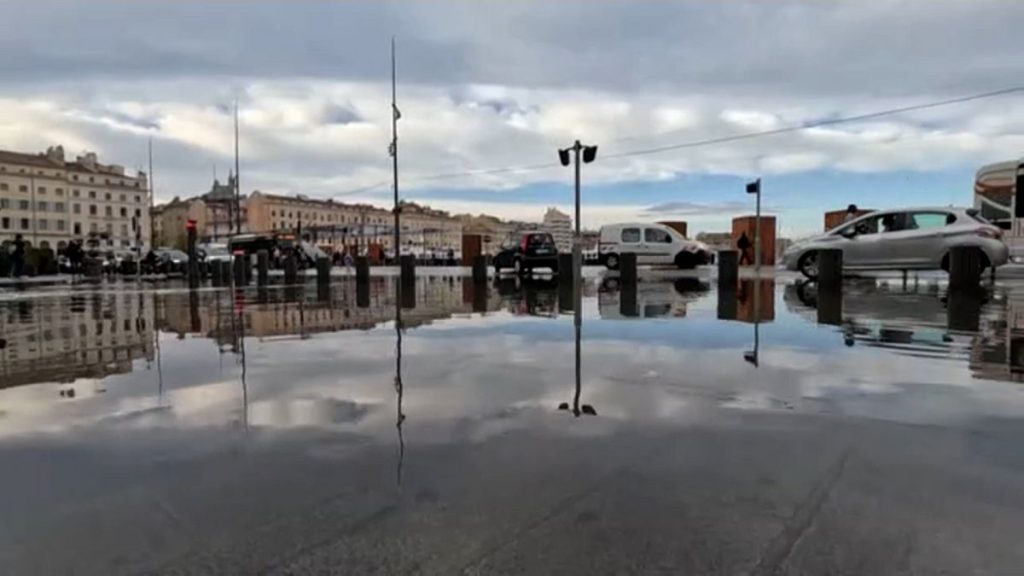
<box><xmin>10</xmin><ymin>234</ymin><xmax>26</xmax><ymax>278</ymax></box>
<box><xmin>737</xmin><ymin>232</ymin><xmax>752</xmax><ymax>266</ymax></box>
<box><xmin>343</xmin><ymin>250</ymin><xmax>354</xmax><ymax>271</ymax></box>
<box><xmin>843</xmin><ymin>204</ymin><xmax>859</xmax><ymax>223</ymax></box>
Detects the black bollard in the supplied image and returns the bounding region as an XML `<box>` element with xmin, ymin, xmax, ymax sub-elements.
<box><xmin>558</xmin><ymin>253</ymin><xmax>574</xmax><ymax>282</ymax></box>
<box><xmin>401</xmin><ymin>280</ymin><xmax>416</xmax><ymax>309</ymax></box>
<box><xmin>220</xmin><ymin>261</ymin><xmax>232</xmax><ymax>285</ymax></box>
<box><xmin>316</xmin><ymin>256</ymin><xmax>331</xmax><ymax>287</ymax></box>
<box><xmin>284</xmin><ymin>255</ymin><xmax>298</xmax><ymax>285</ymax></box>
<box><xmin>472</xmin><ymin>280</ymin><xmax>488</xmax><ymax>313</ymax></box>
<box><xmin>949</xmin><ymin>246</ymin><xmax>983</xmax><ymax>291</ymax></box>
<box><xmin>356</xmin><ymin>279</ymin><xmax>370</xmax><ymax>308</ymax></box>
<box><xmin>558</xmin><ymin>277</ymin><xmax>574</xmax><ymax>313</ymax></box>
<box><xmin>818</xmin><ymin>249</ymin><xmax>843</xmax><ymax>292</ymax></box>
<box><xmin>948</xmin><ymin>287</ymin><xmax>984</xmax><ymax>332</ymax></box>
<box><xmin>233</xmin><ymin>254</ymin><xmax>248</xmax><ymax>287</ymax></box>
<box><xmin>257</xmin><ymin>250</ymin><xmax>270</xmax><ymax>287</ymax></box>
<box><xmin>717</xmin><ymin>286</ymin><xmax>738</xmax><ymax>321</ymax></box>
<box><xmin>718</xmin><ymin>250</ymin><xmax>738</xmax><ymax>291</ymax></box>
<box><xmin>187</xmin><ymin>225</ymin><xmax>199</xmax><ymax>289</ymax></box>
<box><xmin>355</xmin><ymin>255</ymin><xmax>370</xmax><ymax>284</ymax></box>
<box><xmin>620</xmin><ymin>252</ymin><xmax>638</xmax><ymax>286</ymax></box>
<box><xmin>472</xmin><ymin>255</ymin><xmax>488</xmax><ymax>285</ymax></box>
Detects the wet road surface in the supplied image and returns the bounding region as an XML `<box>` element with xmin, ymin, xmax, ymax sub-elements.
<box><xmin>2</xmin><ymin>275</ymin><xmax>1024</xmax><ymax>574</ymax></box>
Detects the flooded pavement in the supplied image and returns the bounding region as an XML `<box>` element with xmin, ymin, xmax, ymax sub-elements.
<box><xmin>3</xmin><ymin>276</ymin><xmax>1024</xmax><ymax>574</ymax></box>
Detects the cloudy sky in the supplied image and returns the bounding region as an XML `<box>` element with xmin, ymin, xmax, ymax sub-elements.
<box><xmin>2</xmin><ymin>0</ymin><xmax>1024</xmax><ymax>235</ymax></box>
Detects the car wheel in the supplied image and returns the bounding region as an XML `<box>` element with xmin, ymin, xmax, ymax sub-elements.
<box><xmin>675</xmin><ymin>251</ymin><xmax>697</xmax><ymax>270</ymax></box>
<box><xmin>798</xmin><ymin>251</ymin><xmax>819</xmax><ymax>279</ymax></box>
<box><xmin>605</xmin><ymin>253</ymin><xmax>620</xmax><ymax>270</ymax></box>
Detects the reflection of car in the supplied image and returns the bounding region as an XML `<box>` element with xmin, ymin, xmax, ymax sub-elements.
<box><xmin>782</xmin><ymin>207</ymin><xmax>1009</xmax><ymax>279</ymax></box>
<box><xmin>598</xmin><ymin>278</ymin><xmax>710</xmax><ymax>319</ymax></box>
<box><xmin>493</xmin><ymin>233</ymin><xmax>560</xmax><ymax>276</ymax></box>
<box><xmin>494</xmin><ymin>277</ymin><xmax>561</xmax><ymax>317</ymax></box>
<box><xmin>598</xmin><ymin>223</ymin><xmax>712</xmax><ymax>270</ymax></box>
<box><xmin>142</xmin><ymin>248</ymin><xmax>189</xmax><ymax>275</ymax></box>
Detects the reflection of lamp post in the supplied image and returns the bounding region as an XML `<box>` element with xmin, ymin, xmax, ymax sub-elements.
<box><xmin>558</xmin><ymin>291</ymin><xmax>597</xmax><ymax>417</ymax></box>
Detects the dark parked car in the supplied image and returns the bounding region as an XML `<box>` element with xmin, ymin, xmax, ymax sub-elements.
<box><xmin>493</xmin><ymin>232</ymin><xmax>560</xmax><ymax>276</ymax></box>
<box><xmin>141</xmin><ymin>248</ymin><xmax>189</xmax><ymax>275</ymax></box>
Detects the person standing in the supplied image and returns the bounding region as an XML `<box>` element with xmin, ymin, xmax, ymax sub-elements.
<box><xmin>843</xmin><ymin>204</ymin><xmax>859</xmax><ymax>223</ymax></box>
<box><xmin>737</xmin><ymin>232</ymin><xmax>752</xmax><ymax>266</ymax></box>
<box><xmin>10</xmin><ymin>234</ymin><xmax>26</xmax><ymax>278</ymax></box>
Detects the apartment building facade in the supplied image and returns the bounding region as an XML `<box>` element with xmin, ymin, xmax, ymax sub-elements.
<box><xmin>0</xmin><ymin>146</ymin><xmax>150</xmax><ymax>253</ymax></box>
<box><xmin>543</xmin><ymin>207</ymin><xmax>573</xmax><ymax>252</ymax></box>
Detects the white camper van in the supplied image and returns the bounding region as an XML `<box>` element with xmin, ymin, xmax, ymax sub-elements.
<box><xmin>598</xmin><ymin>223</ymin><xmax>712</xmax><ymax>269</ymax></box>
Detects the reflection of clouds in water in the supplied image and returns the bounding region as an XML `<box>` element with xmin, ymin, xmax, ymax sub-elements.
<box><xmin>250</xmin><ymin>397</ymin><xmax>375</xmax><ymax>428</ymax></box>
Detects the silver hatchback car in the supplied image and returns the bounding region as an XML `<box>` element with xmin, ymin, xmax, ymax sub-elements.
<box><xmin>782</xmin><ymin>207</ymin><xmax>1009</xmax><ymax>278</ymax></box>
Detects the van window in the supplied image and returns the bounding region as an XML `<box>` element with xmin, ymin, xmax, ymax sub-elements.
<box><xmin>645</xmin><ymin>228</ymin><xmax>672</xmax><ymax>243</ymax></box>
<box><xmin>621</xmin><ymin>228</ymin><xmax>641</xmax><ymax>243</ymax></box>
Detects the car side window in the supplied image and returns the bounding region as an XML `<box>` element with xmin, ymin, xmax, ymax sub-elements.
<box><xmin>621</xmin><ymin>228</ymin><xmax>641</xmax><ymax>243</ymax></box>
<box><xmin>853</xmin><ymin>216</ymin><xmax>882</xmax><ymax>235</ymax></box>
<box><xmin>908</xmin><ymin>212</ymin><xmax>952</xmax><ymax>230</ymax></box>
<box><xmin>645</xmin><ymin>228</ymin><xmax>672</xmax><ymax>243</ymax></box>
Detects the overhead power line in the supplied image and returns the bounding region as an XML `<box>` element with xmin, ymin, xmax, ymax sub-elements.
<box><xmin>402</xmin><ymin>85</ymin><xmax>1024</xmax><ymax>184</ymax></box>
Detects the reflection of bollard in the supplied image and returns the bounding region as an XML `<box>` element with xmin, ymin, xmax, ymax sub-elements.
<box><xmin>472</xmin><ymin>255</ymin><xmax>487</xmax><ymax>285</ymax></box>
<box><xmin>316</xmin><ymin>257</ymin><xmax>331</xmax><ymax>287</ymax></box>
<box><xmin>558</xmin><ymin>253</ymin><xmax>574</xmax><ymax>283</ymax></box>
<box><xmin>220</xmin><ymin>261</ymin><xmax>232</xmax><ymax>285</ymax></box>
<box><xmin>949</xmin><ymin>246</ymin><xmax>983</xmax><ymax>291</ymax></box>
<box><xmin>400</xmin><ymin>255</ymin><xmax>416</xmax><ymax>288</ymax></box>
<box><xmin>211</xmin><ymin>259</ymin><xmax>224</xmax><ymax>287</ymax></box>
<box><xmin>355</xmin><ymin>256</ymin><xmax>370</xmax><ymax>284</ymax></box>
<box><xmin>189</xmin><ymin>288</ymin><xmax>201</xmax><ymax>332</ymax></box>
<box><xmin>284</xmin><ymin>256</ymin><xmax>298</xmax><ymax>285</ymax></box>
<box><xmin>817</xmin><ymin>283</ymin><xmax>843</xmax><ymax>326</ymax></box>
<box><xmin>187</xmin><ymin>227</ymin><xmax>199</xmax><ymax>288</ymax></box>
<box><xmin>717</xmin><ymin>286</ymin><xmax>737</xmax><ymax>320</ymax></box>
<box><xmin>558</xmin><ymin>278</ymin><xmax>574</xmax><ymax>313</ymax></box>
<box><xmin>233</xmin><ymin>254</ymin><xmax>248</xmax><ymax>286</ymax></box>
<box><xmin>257</xmin><ymin>250</ymin><xmax>270</xmax><ymax>286</ymax></box>
<box><xmin>401</xmin><ymin>280</ymin><xmax>416</xmax><ymax>309</ymax></box>
<box><xmin>718</xmin><ymin>250</ymin><xmax>738</xmax><ymax>291</ymax></box>
<box><xmin>620</xmin><ymin>281</ymin><xmax>638</xmax><ymax>317</ymax></box>
<box><xmin>356</xmin><ymin>279</ymin><xmax>370</xmax><ymax>308</ymax></box>
<box><xmin>317</xmin><ymin>281</ymin><xmax>330</xmax><ymax>302</ymax></box>
<box><xmin>620</xmin><ymin>252</ymin><xmax>638</xmax><ymax>285</ymax></box>
<box><xmin>472</xmin><ymin>281</ymin><xmax>488</xmax><ymax>313</ymax></box>
<box><xmin>948</xmin><ymin>287</ymin><xmax>983</xmax><ymax>332</ymax></box>
<box><xmin>818</xmin><ymin>249</ymin><xmax>843</xmax><ymax>291</ymax></box>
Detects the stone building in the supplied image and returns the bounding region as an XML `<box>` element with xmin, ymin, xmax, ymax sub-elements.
<box><xmin>0</xmin><ymin>146</ymin><xmax>150</xmax><ymax>253</ymax></box>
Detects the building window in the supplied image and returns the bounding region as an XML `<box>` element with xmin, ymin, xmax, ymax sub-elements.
<box><xmin>55</xmin><ymin>202</ymin><xmax>65</xmax><ymax>213</ymax></box>
<box><xmin>89</xmin><ymin>205</ymin><xmax>97</xmax><ymax>216</ymax></box>
<box><xmin>134</xmin><ymin>208</ymin><xmax>141</xmax><ymax>217</ymax></box>
<box><xmin>55</xmin><ymin>188</ymin><xmax>63</xmax><ymax>196</ymax></box>
<box><xmin>18</xmin><ymin>200</ymin><xmax>29</xmax><ymax>210</ymax></box>
<box><xmin>38</xmin><ymin>186</ymin><xmax>46</xmax><ymax>194</ymax></box>
<box><xmin>1</xmin><ymin>217</ymin><xmax>8</xmax><ymax>229</ymax></box>
<box><xmin>38</xmin><ymin>219</ymin><xmax>48</xmax><ymax>231</ymax></box>
<box><xmin>19</xmin><ymin>185</ymin><xmax>27</xmax><ymax>192</ymax></box>
<box><xmin>120</xmin><ymin>207</ymin><xmax>127</xmax><ymax>217</ymax></box>
<box><xmin>105</xmin><ymin>206</ymin><xmax>112</xmax><ymax>217</ymax></box>
<box><xmin>105</xmin><ymin>223</ymin><xmax>113</xmax><ymax>234</ymax></box>
<box><xmin>272</xmin><ymin>210</ymin><xmax>276</xmax><ymax>217</ymax></box>
<box><xmin>135</xmin><ymin>194</ymin><xmax>141</xmax><ymax>203</ymax></box>
<box><xmin>72</xmin><ymin>175</ymin><xmax>78</xmax><ymax>181</ymax></box>
<box><xmin>57</xmin><ymin>220</ymin><xmax>65</xmax><ymax>231</ymax></box>
<box><xmin>104</xmin><ymin>193</ymin><xmax>111</xmax><ymax>201</ymax></box>
<box><xmin>0</xmin><ymin>183</ymin><xmax>6</xmax><ymax>191</ymax></box>
<box><xmin>105</xmin><ymin>179</ymin><xmax>111</xmax><ymax>185</ymax></box>
<box><xmin>88</xmin><ymin>191</ymin><xmax>96</xmax><ymax>199</ymax></box>
<box><xmin>89</xmin><ymin>222</ymin><xmax>97</xmax><ymax>232</ymax></box>
<box><xmin>121</xmin><ymin>224</ymin><xmax>128</xmax><ymax>236</ymax></box>
<box><xmin>73</xmin><ymin>189</ymin><xmax>80</xmax><ymax>197</ymax></box>
<box><xmin>0</xmin><ymin>199</ymin><xmax>7</xmax><ymax>209</ymax></box>
<box><xmin>20</xmin><ymin>218</ymin><xmax>29</xmax><ymax>230</ymax></box>
<box><xmin>89</xmin><ymin>176</ymin><xmax>94</xmax><ymax>183</ymax></box>
<box><xmin>74</xmin><ymin>223</ymin><xmax>82</xmax><ymax>235</ymax></box>
<box><xmin>37</xmin><ymin>201</ymin><xmax>48</xmax><ymax>212</ymax></box>
<box><xmin>73</xmin><ymin>204</ymin><xmax>81</xmax><ymax>214</ymax></box>
<box><xmin>119</xmin><ymin>194</ymin><xmax>125</xmax><ymax>202</ymax></box>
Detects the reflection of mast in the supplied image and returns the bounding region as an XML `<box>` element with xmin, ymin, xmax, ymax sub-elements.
<box><xmin>744</xmin><ymin>278</ymin><xmax>761</xmax><ymax>367</ymax></box>
<box><xmin>155</xmin><ymin>295</ymin><xmax>164</xmax><ymax>405</ymax></box>
<box><xmin>395</xmin><ymin>279</ymin><xmax>406</xmax><ymax>485</ymax></box>
<box><xmin>233</xmin><ymin>291</ymin><xmax>249</xmax><ymax>433</ymax></box>
<box><xmin>560</xmin><ymin>276</ymin><xmax>596</xmax><ymax>417</ymax></box>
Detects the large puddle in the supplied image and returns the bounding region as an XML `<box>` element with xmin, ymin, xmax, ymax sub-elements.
<box><xmin>3</xmin><ymin>277</ymin><xmax>1024</xmax><ymax>574</ymax></box>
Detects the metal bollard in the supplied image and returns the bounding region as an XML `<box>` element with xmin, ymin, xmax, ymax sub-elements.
<box><xmin>816</xmin><ymin>284</ymin><xmax>843</xmax><ymax>326</ymax></box>
<box><xmin>948</xmin><ymin>287</ymin><xmax>983</xmax><ymax>332</ymax></box>
<box><xmin>718</xmin><ymin>250</ymin><xmax>738</xmax><ymax>290</ymax></box>
<box><xmin>233</xmin><ymin>254</ymin><xmax>248</xmax><ymax>286</ymax></box>
<box><xmin>355</xmin><ymin>255</ymin><xmax>370</xmax><ymax>284</ymax></box>
<box><xmin>472</xmin><ymin>255</ymin><xmax>488</xmax><ymax>285</ymax></box>
<box><xmin>356</xmin><ymin>279</ymin><xmax>370</xmax><ymax>308</ymax></box>
<box><xmin>619</xmin><ymin>252</ymin><xmax>638</xmax><ymax>285</ymax></box>
<box><xmin>717</xmin><ymin>286</ymin><xmax>737</xmax><ymax>321</ymax></box>
<box><xmin>257</xmin><ymin>250</ymin><xmax>270</xmax><ymax>286</ymax></box>
<box><xmin>284</xmin><ymin>255</ymin><xmax>298</xmax><ymax>285</ymax></box>
<box><xmin>316</xmin><ymin>256</ymin><xmax>331</xmax><ymax>287</ymax></box>
<box><xmin>220</xmin><ymin>261</ymin><xmax>232</xmax><ymax>285</ymax></box>
<box><xmin>619</xmin><ymin>282</ymin><xmax>638</xmax><ymax>317</ymax></box>
<box><xmin>211</xmin><ymin>259</ymin><xmax>224</xmax><ymax>286</ymax></box>
<box><xmin>948</xmin><ymin>246</ymin><xmax>983</xmax><ymax>291</ymax></box>
<box><xmin>818</xmin><ymin>249</ymin><xmax>843</xmax><ymax>291</ymax></box>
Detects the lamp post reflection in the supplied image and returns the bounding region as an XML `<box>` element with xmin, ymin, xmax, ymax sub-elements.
<box><xmin>558</xmin><ymin>277</ymin><xmax>597</xmax><ymax>417</ymax></box>
<box><xmin>395</xmin><ymin>278</ymin><xmax>406</xmax><ymax>485</ymax></box>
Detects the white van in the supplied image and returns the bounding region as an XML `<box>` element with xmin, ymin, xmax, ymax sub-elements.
<box><xmin>598</xmin><ymin>222</ymin><xmax>712</xmax><ymax>269</ymax></box>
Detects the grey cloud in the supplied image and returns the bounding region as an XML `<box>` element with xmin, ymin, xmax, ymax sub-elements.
<box><xmin>642</xmin><ymin>200</ymin><xmax>779</xmax><ymax>217</ymax></box>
